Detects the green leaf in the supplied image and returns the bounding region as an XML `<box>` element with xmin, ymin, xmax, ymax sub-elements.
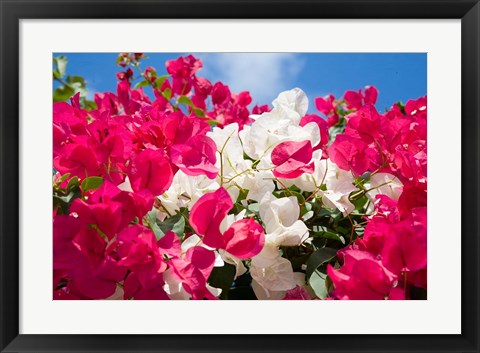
<box><xmin>206</xmin><ymin>120</ymin><xmax>219</xmax><ymax>127</ymax></box>
<box><xmin>53</xmin><ymin>85</ymin><xmax>75</xmax><ymax>102</ymax></box>
<box><xmin>67</xmin><ymin>176</ymin><xmax>79</xmax><ymax>190</ymax></box>
<box><xmin>81</xmin><ymin>98</ymin><xmax>98</xmax><ymax>111</ymax></box>
<box><xmin>321</xmin><ymin>232</ymin><xmax>345</xmax><ymax>244</ymax></box>
<box><xmin>246</xmin><ymin>203</ymin><xmax>260</xmax><ymax>215</ymax></box>
<box><xmin>302</xmin><ymin>210</ymin><xmax>314</xmax><ymax>222</ymax></box>
<box><xmin>193</xmin><ymin>107</ymin><xmax>205</xmax><ymax>117</ymax></box>
<box><xmin>305</xmin><ymin>247</ymin><xmax>337</xmax><ymax>278</ymax></box>
<box><xmin>301</xmin><ymin>202</ymin><xmax>312</xmax><ymax>215</ymax></box>
<box><xmin>208</xmin><ymin>263</ymin><xmax>236</xmax><ymax>299</ymax></box>
<box><xmin>162</xmin><ymin>88</ymin><xmax>172</xmax><ymax>101</ymax></box>
<box><xmin>158</xmin><ymin>213</ymin><xmax>185</xmax><ymax>238</ymax></box>
<box><xmin>53</xmin><ymin>56</ymin><xmax>67</xmax><ymax>78</ymax></box>
<box><xmin>134</xmin><ymin>80</ymin><xmax>151</xmax><ymax>89</ymax></box>
<box><xmin>81</xmin><ymin>176</ymin><xmax>104</xmax><ymax>193</ymax></box>
<box><xmin>290</xmin><ymin>190</ymin><xmax>305</xmax><ymax>204</ymax></box>
<box><xmin>66</xmin><ymin>75</ymin><xmax>86</xmax><ymax>85</ymax></box>
<box><xmin>154</xmin><ymin>75</ymin><xmax>169</xmax><ymax>88</ymax></box>
<box><xmin>58</xmin><ymin>173</ymin><xmax>71</xmax><ymax>183</ymax></box>
<box><xmin>177</xmin><ymin>95</ymin><xmax>193</xmax><ymax>106</ymax></box>
<box><xmin>312</xmin><ymin>226</ymin><xmax>345</xmax><ymax>244</ymax></box>
<box><xmin>147</xmin><ymin>210</ymin><xmax>165</xmax><ymax>241</ymax></box>
<box><xmin>69</xmin><ymin>82</ymin><xmax>88</xmax><ymax>97</ymax></box>
<box><xmin>309</xmin><ymin>270</ymin><xmax>328</xmax><ymax>299</ymax></box>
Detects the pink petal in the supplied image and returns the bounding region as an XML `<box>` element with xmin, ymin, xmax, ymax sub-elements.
<box><xmin>223</xmin><ymin>218</ymin><xmax>265</xmax><ymax>259</ymax></box>
<box><xmin>272</xmin><ymin>140</ymin><xmax>314</xmax><ymax>179</ymax></box>
<box><xmin>189</xmin><ymin>187</ymin><xmax>233</xmax><ymax>249</ymax></box>
<box><xmin>127</xmin><ymin>148</ymin><xmax>174</xmax><ymax>196</ymax></box>
<box><xmin>170</xmin><ymin>135</ymin><xmax>219</xmax><ymax>179</ymax></box>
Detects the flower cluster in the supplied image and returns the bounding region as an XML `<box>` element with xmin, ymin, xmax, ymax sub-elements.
<box><xmin>53</xmin><ymin>53</ymin><xmax>427</xmax><ymax>300</ymax></box>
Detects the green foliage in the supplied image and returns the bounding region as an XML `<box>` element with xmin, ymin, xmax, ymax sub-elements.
<box><xmin>147</xmin><ymin>210</ymin><xmax>187</xmax><ymax>241</ymax></box>
<box><xmin>53</xmin><ymin>174</ymin><xmax>81</xmax><ymax>215</ymax></box>
<box><xmin>134</xmin><ymin>80</ymin><xmax>151</xmax><ymax>89</ymax></box>
<box><xmin>162</xmin><ymin>88</ymin><xmax>172</xmax><ymax>101</ymax></box>
<box><xmin>81</xmin><ymin>176</ymin><xmax>104</xmax><ymax>193</ymax></box>
<box><xmin>305</xmin><ymin>247</ymin><xmax>337</xmax><ymax>278</ymax></box>
<box><xmin>53</xmin><ymin>56</ymin><xmax>67</xmax><ymax>79</ymax></box>
<box><xmin>147</xmin><ymin>210</ymin><xmax>166</xmax><ymax>241</ymax></box>
<box><xmin>177</xmin><ymin>95</ymin><xmax>193</xmax><ymax>106</ymax></box>
<box><xmin>309</xmin><ymin>270</ymin><xmax>329</xmax><ymax>299</ymax></box>
<box><xmin>154</xmin><ymin>75</ymin><xmax>169</xmax><ymax>89</ymax></box>
<box><xmin>52</xmin><ymin>55</ymin><xmax>96</xmax><ymax>110</ymax></box>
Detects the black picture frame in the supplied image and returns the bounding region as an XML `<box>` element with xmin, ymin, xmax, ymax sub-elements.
<box><xmin>1</xmin><ymin>0</ymin><xmax>479</xmax><ymax>352</ymax></box>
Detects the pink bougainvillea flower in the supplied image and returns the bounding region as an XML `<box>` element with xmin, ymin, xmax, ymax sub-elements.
<box><xmin>127</xmin><ymin>148</ymin><xmax>174</xmax><ymax>196</ymax></box>
<box><xmin>397</xmin><ymin>184</ymin><xmax>427</xmax><ymax>218</ymax></box>
<box><xmin>70</xmin><ymin>199</ymin><xmax>123</xmax><ymax>240</ymax></box>
<box><xmin>193</xmin><ymin>76</ymin><xmax>213</xmax><ymax>99</ymax></box>
<box><xmin>381</xmin><ymin>208</ymin><xmax>427</xmax><ymax>275</ymax></box>
<box><xmin>405</xmin><ymin>96</ymin><xmax>427</xmax><ymax>118</ymax></box>
<box><xmin>300</xmin><ymin>114</ymin><xmax>330</xmax><ymax>153</ymax></box>
<box><xmin>314</xmin><ymin>95</ymin><xmax>333</xmax><ymax>114</ymax></box>
<box><xmin>157</xmin><ymin>230</ymin><xmax>182</xmax><ymax>259</ymax></box>
<box><xmin>53</xmin><ymin>214</ymin><xmax>126</xmax><ymax>299</ymax></box>
<box><xmin>234</xmin><ymin>91</ymin><xmax>252</xmax><ymax>107</ymax></box>
<box><xmin>53</xmin><ymin>215</ymin><xmax>85</xmax><ymax>271</ymax></box>
<box><xmin>284</xmin><ymin>285</ymin><xmax>311</xmax><ymax>300</ymax></box>
<box><xmin>116</xmin><ymin>225</ymin><xmax>167</xmax><ymax>288</ymax></box>
<box><xmin>364</xmin><ymin>85</ymin><xmax>379</xmax><ymax>105</ymax></box>
<box><xmin>189</xmin><ymin>187</ymin><xmax>233</xmax><ymax>249</ymax></box>
<box><xmin>344</xmin><ymin>86</ymin><xmax>378</xmax><ymax>110</ymax></box>
<box><xmin>328</xmin><ymin>135</ymin><xmax>372</xmax><ymax>176</ymax></box>
<box><xmin>53</xmin><ymin>142</ymin><xmax>100</xmax><ymax>180</ymax></box>
<box><xmin>166</xmin><ymin>55</ymin><xmax>202</xmax><ymax>95</ymax></box>
<box><xmin>211</xmin><ymin>82</ymin><xmax>231</xmax><ymax>105</ymax></box>
<box><xmin>123</xmin><ymin>271</ymin><xmax>169</xmax><ymax>300</ymax></box>
<box><xmin>189</xmin><ymin>188</ymin><xmax>266</xmax><ymax>258</ymax></box>
<box><xmin>184</xmin><ymin>246</ymin><xmax>216</xmax><ymax>281</ymax></box>
<box><xmin>170</xmin><ymin>135</ymin><xmax>219</xmax><ymax>179</ymax></box>
<box><xmin>120</xmin><ymin>229</ymin><xmax>183</xmax><ymax>300</ymax></box>
<box><xmin>252</xmin><ymin>104</ymin><xmax>271</xmax><ymax>115</ymax></box>
<box><xmin>222</xmin><ymin>218</ymin><xmax>265</xmax><ymax>259</ymax></box>
<box><xmin>344</xmin><ymin>104</ymin><xmax>383</xmax><ymax>142</ymax></box>
<box><xmin>88</xmin><ymin>181</ymin><xmax>153</xmax><ymax>228</ymax></box>
<box><xmin>344</xmin><ymin>90</ymin><xmax>363</xmax><ymax>110</ymax></box>
<box><xmin>271</xmin><ymin>140</ymin><xmax>314</xmax><ymax>179</ymax></box>
<box><xmin>314</xmin><ymin>94</ymin><xmax>336</xmax><ymax>116</ymax></box>
<box><xmin>165</xmin><ymin>246</ymin><xmax>218</xmax><ymax>300</ymax></box>
<box><xmin>160</xmin><ymin>111</ymin><xmax>210</xmax><ymax>146</ymax></box>
<box><xmin>327</xmin><ymin>249</ymin><xmax>398</xmax><ymax>300</ymax></box>
<box><xmin>116</xmin><ymin>67</ymin><xmax>134</xmax><ymax>81</ymax></box>
<box><xmin>314</xmin><ymin>94</ymin><xmax>339</xmax><ymax>127</ymax></box>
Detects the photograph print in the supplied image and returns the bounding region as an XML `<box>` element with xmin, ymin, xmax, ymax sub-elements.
<box><xmin>52</xmin><ymin>52</ymin><xmax>427</xmax><ymax>301</ymax></box>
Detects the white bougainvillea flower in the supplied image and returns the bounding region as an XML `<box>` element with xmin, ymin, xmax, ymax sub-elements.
<box><xmin>163</xmin><ymin>267</ymin><xmax>222</xmax><ymax>300</ymax></box>
<box><xmin>365</xmin><ymin>172</ymin><xmax>403</xmax><ymax>201</ymax></box>
<box><xmin>321</xmin><ymin>161</ymin><xmax>357</xmax><ymax>216</ymax></box>
<box><xmin>207</xmin><ymin>123</ymin><xmax>251</xmax><ymax>178</ymax></box>
<box><xmin>270</xmin><ymin>87</ymin><xmax>309</xmax><ymax>123</ymax></box>
<box><xmin>240</xmin><ymin>88</ymin><xmax>320</xmax><ymax>162</ymax></box>
<box><xmin>240</xmin><ymin>170</ymin><xmax>275</xmax><ymax>202</ymax></box>
<box><xmin>250</xmin><ymin>255</ymin><xmax>296</xmax><ymax>292</ymax></box>
<box><xmin>181</xmin><ymin>234</ymin><xmax>225</xmax><ymax>267</ymax></box>
<box><xmin>278</xmin><ymin>153</ymin><xmax>326</xmax><ymax>192</ymax></box>
<box><xmin>218</xmin><ymin>249</ymin><xmax>247</xmax><ymax>279</ymax></box>
<box><xmin>158</xmin><ymin>170</ymin><xmax>219</xmax><ymax>215</ymax></box>
<box><xmin>259</xmin><ymin>193</ymin><xmax>309</xmax><ymax>247</ymax></box>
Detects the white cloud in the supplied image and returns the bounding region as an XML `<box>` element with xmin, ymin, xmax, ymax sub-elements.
<box><xmin>198</xmin><ymin>53</ymin><xmax>305</xmax><ymax>105</ymax></box>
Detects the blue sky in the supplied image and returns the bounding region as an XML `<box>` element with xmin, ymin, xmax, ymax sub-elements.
<box><xmin>54</xmin><ymin>53</ymin><xmax>426</xmax><ymax>112</ymax></box>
